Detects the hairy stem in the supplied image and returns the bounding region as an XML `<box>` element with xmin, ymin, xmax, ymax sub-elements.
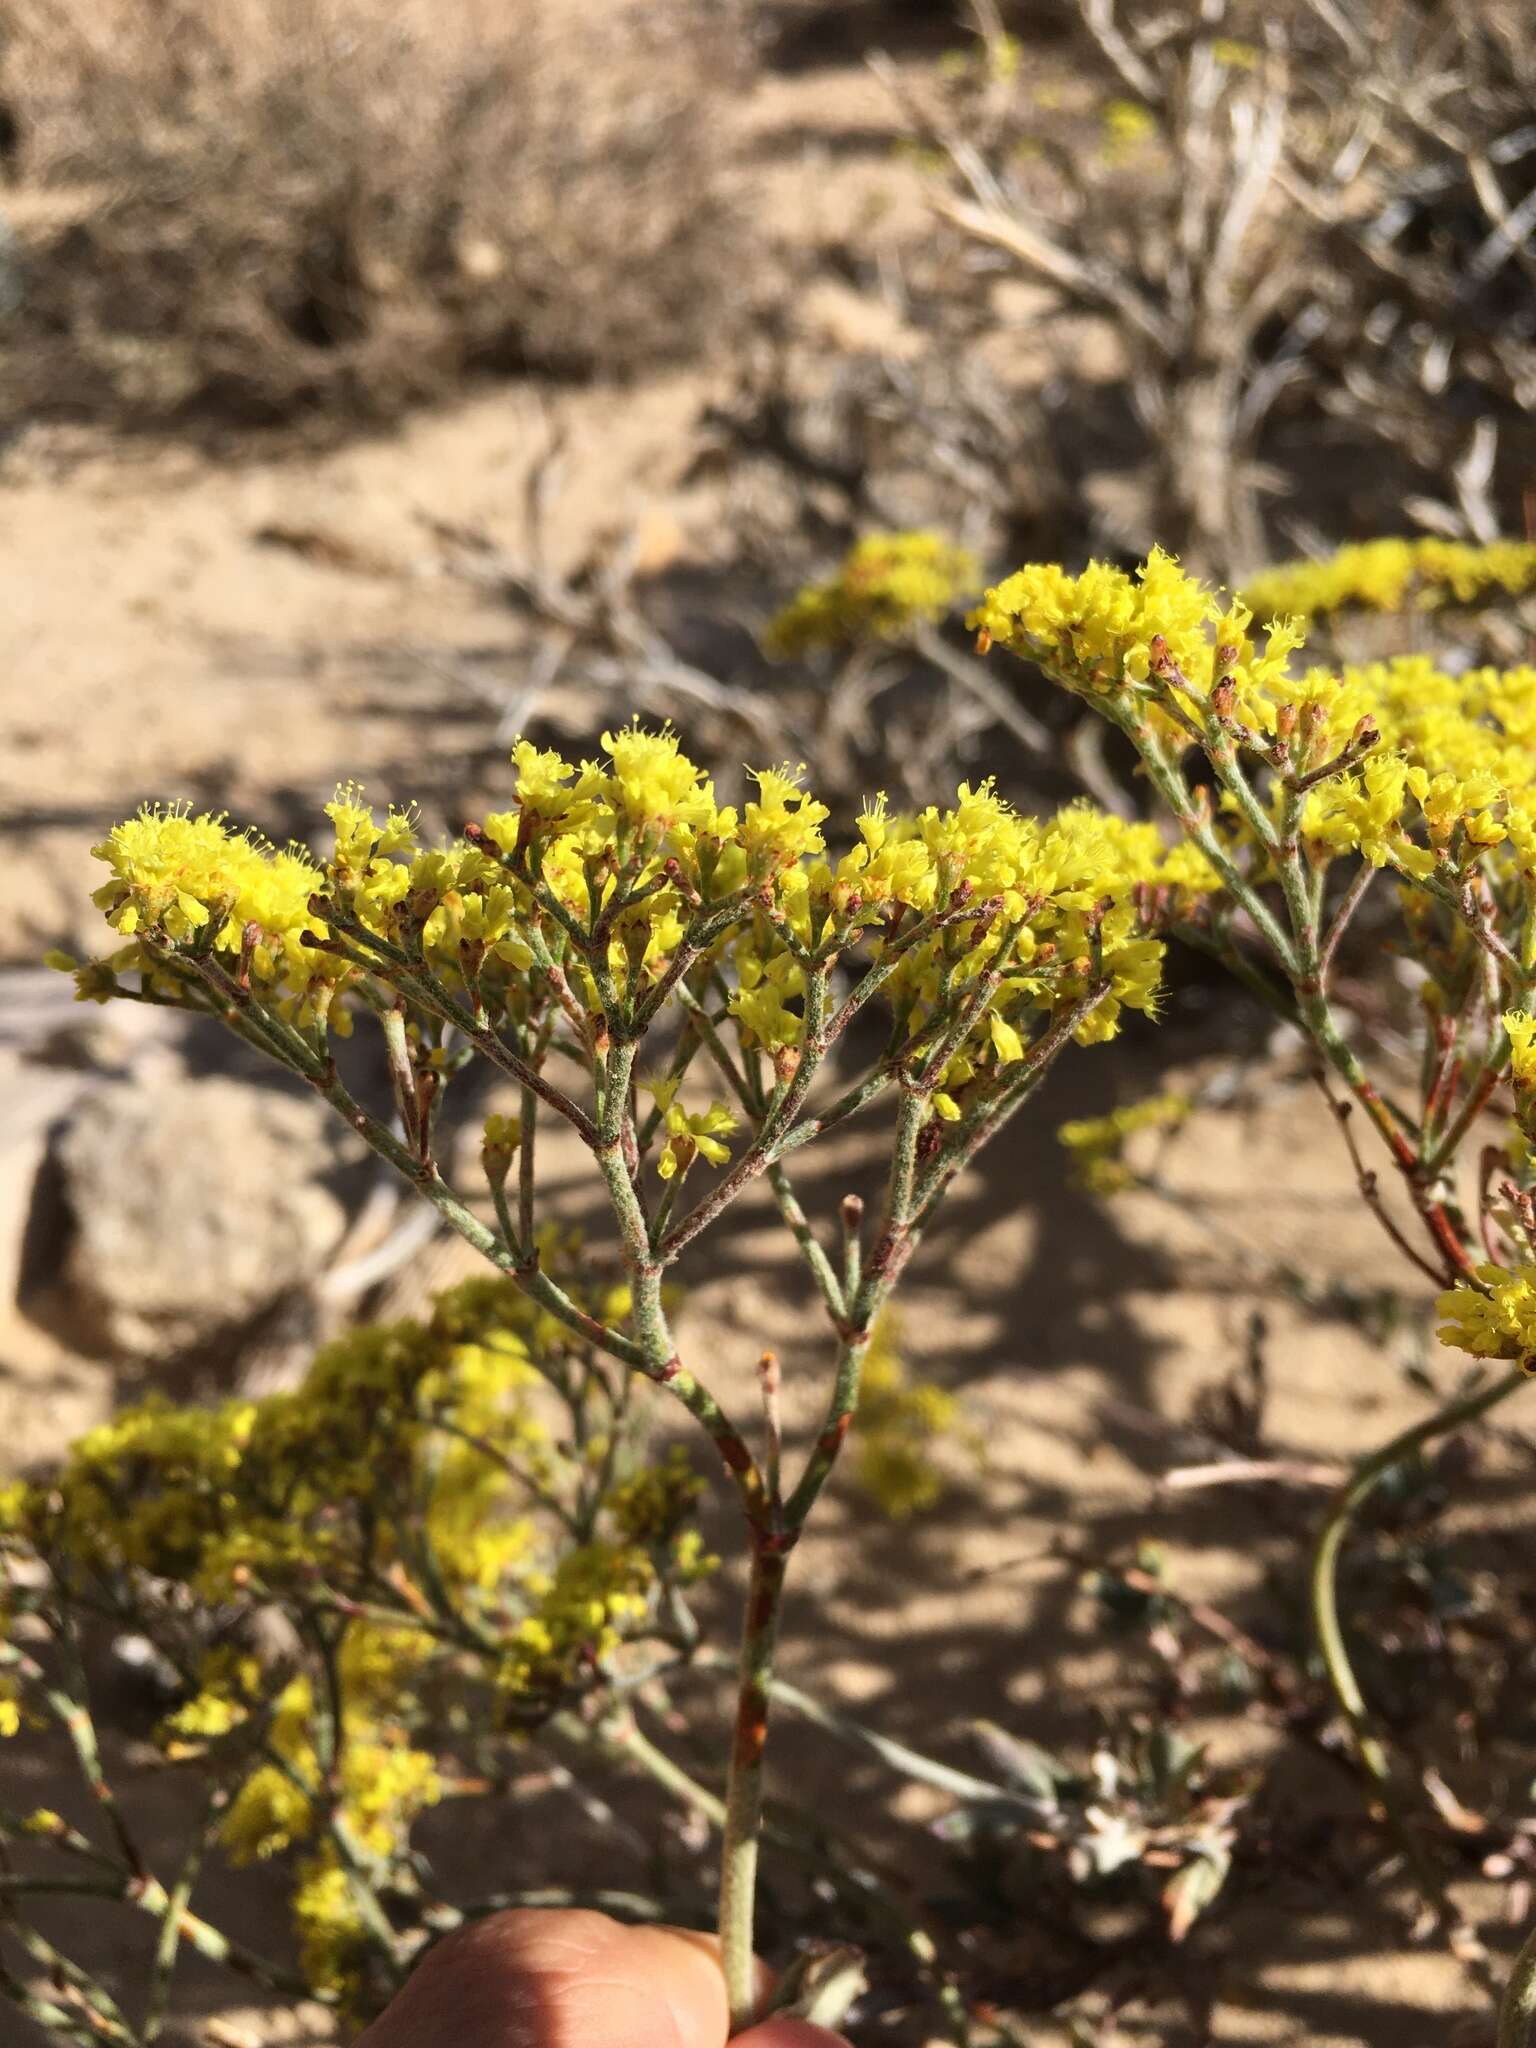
<box><xmin>718</xmin><ymin>1543</ymin><xmax>790</xmax><ymax>2032</ymax></box>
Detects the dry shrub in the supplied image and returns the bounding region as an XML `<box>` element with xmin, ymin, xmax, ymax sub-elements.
<box><xmin>876</xmin><ymin>0</ymin><xmax>1536</xmax><ymax>577</ymax></box>
<box><xmin>3</xmin><ymin>0</ymin><xmax>748</xmax><ymax>428</ymax></box>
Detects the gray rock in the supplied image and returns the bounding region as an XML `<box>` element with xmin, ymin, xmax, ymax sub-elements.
<box><xmin>45</xmin><ymin>1072</ymin><xmax>355</xmax><ymax>1361</ymax></box>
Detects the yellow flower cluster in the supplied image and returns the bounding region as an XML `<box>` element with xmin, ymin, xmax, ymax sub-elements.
<box><xmin>1242</xmin><ymin>537</ymin><xmax>1536</xmax><ymax>624</ymax></box>
<box><xmin>291</xmin><ymin>1857</ymin><xmax>368</xmax><ymax>1998</ymax></box>
<box><xmin>1295</xmin><ymin>657</ymin><xmax>1536</xmax><ymax>882</ymax></box>
<box><xmin>810</xmin><ymin>785</ymin><xmax>1202</xmax><ymax>1072</ymax></box>
<box><xmin>2</xmin><ymin>1251</ymin><xmax>715</xmax><ymax>2006</ymax></box>
<box><xmin>1100</xmin><ymin>98</ymin><xmax>1158</xmax><ymax>160</ymax></box>
<box><xmin>1438</xmin><ymin>1265</ymin><xmax>1536</xmax><ymax>1369</ymax></box>
<box><xmin>183</xmin><ymin>1631</ymin><xmax>442</xmax><ymax>2002</ymax></box>
<box><xmin>72</xmin><ymin>729</ymin><xmax>1207</xmax><ymax>1177</ymax></box>
<box><xmin>1058</xmin><ymin>1092</ymin><xmax>1191</xmax><ymax>1195</ymax></box>
<box><xmin>499</xmin><ymin>1541</ymin><xmax>657</xmax><ymax>1707</ymax></box>
<box><xmin>971</xmin><ymin>548</ymin><xmax>1536</xmax><ymax>906</ymax></box>
<box><xmin>11</xmin><ymin>1254</ymin><xmax>702</xmax><ymax>1681</ymax></box>
<box><xmin>763</xmin><ymin>532</ymin><xmax>979</xmax><ymax>657</ymax></box>
<box><xmin>938</xmin><ymin>31</ymin><xmax>1023</xmax><ymax>85</ymax></box>
<box><xmin>90</xmin><ymin>805</ymin><xmax>332</xmax><ymax>1013</ymax></box>
<box><xmin>968</xmin><ymin>546</ymin><xmax>1305</xmax><ymax>735</ymax></box>
<box><xmin>605</xmin><ymin>1445</ymin><xmax>710</xmax><ymax>1547</ymax></box>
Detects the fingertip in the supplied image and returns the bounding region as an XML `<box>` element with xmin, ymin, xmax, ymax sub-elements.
<box><xmin>732</xmin><ymin>2019</ymin><xmax>851</xmax><ymax>2048</ymax></box>
<box><xmin>356</xmin><ymin>1908</ymin><xmax>730</xmax><ymax>2048</ymax></box>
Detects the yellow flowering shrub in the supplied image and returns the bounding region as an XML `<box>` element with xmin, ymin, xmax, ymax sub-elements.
<box><xmin>65</xmin><ymin>726</ymin><xmax>1182</xmax><ymax>1150</ymax></box>
<box><xmin>960</xmin><ymin>547</ymin><xmax>1536</xmax><ymax>1999</ymax></box>
<box><xmin>967</xmin><ymin>548</ymin><xmax>1536</xmax><ymax>1880</ymax></box>
<box><xmin>969</xmin><ymin>547</ymin><xmax>1536</xmax><ymax>998</ymax></box>
<box><xmin>1242</xmin><ymin>537</ymin><xmax>1536</xmax><ymax>626</ymax></box>
<box><xmin>0</xmin><ymin>1254</ymin><xmax>709</xmax><ymax>2016</ymax></box>
<box><xmin>13</xmin><ymin>714</ymin><xmax>1203</xmax><ymax>2036</ymax></box>
<box><xmin>763</xmin><ymin>531</ymin><xmax>979</xmax><ymax>657</ymax></box>
<box><xmin>26</xmin><ymin>550</ymin><xmax>1536</xmax><ymax>2040</ymax></box>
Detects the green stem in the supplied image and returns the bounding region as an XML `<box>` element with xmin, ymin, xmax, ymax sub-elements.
<box><xmin>661</xmin><ymin>967</ymin><xmax>831</xmax><ymax>1260</ymax></box>
<box><xmin>0</xmin><ymin>1869</ymin><xmax>311</xmax><ymax>2003</ymax></box>
<box><xmin>318</xmin><ymin>925</ymin><xmax>598</xmax><ymax>1145</ymax></box>
<box><xmin>586</xmin><ymin>1705</ymin><xmax>963</xmax><ymax>2044</ymax></box>
<box><xmin>1299</xmin><ymin>984</ymin><xmax>1475</xmax><ymax>1281</ymax></box>
<box><xmin>1118</xmin><ymin>711</ymin><xmax>1298</xmax><ymax>975</ymax></box>
<box><xmin>139</xmin><ymin>1829</ymin><xmax>207</xmax><ymax>2045</ymax></box>
<box><xmin>588</xmin><ymin>1714</ymin><xmax>727</xmax><ymax>1830</ymax></box>
<box><xmin>683</xmin><ymin>1653</ymin><xmax>1022</xmax><ymax>1809</ymax></box>
<box><xmin>718</xmin><ymin>1542</ymin><xmax>790</xmax><ymax>2032</ymax></box>
<box><xmin>310</xmin><ymin>1063</ymin><xmax>645</xmax><ymax>1372</ymax></box>
<box><xmin>766</xmin><ymin>1162</ymin><xmax>845</xmax><ymax>1321</ymax></box>
<box><xmin>1311</xmin><ymin>1363</ymin><xmax>1527</xmax><ymax>1880</ymax></box>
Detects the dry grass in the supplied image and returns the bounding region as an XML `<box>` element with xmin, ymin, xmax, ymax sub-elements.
<box><xmin>3</xmin><ymin>0</ymin><xmax>749</xmax><ymax>428</ymax></box>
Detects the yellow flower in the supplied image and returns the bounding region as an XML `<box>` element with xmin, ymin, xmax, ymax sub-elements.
<box><xmin>739</xmin><ymin>767</ymin><xmax>829</xmax><ymax>874</ymax></box>
<box><xmin>221</xmin><ymin>1763</ymin><xmax>315</xmax><ymax>1865</ymax></box>
<box><xmin>1507</xmin><ymin>1010</ymin><xmax>1536</xmax><ymax>1091</ymax></box>
<box><xmin>1438</xmin><ymin>1264</ymin><xmax>1536</xmax><ymax>1366</ymax></box>
<box><xmin>325</xmin><ymin>784</ymin><xmax>418</xmax><ymax>871</ymax></box>
<box><xmin>509</xmin><ymin>741</ymin><xmax>601</xmax><ymax>838</ymax></box>
<box><xmin>730</xmin><ymin>949</ymin><xmax>805</xmax><ymax>1050</ymax></box>
<box><xmin>1100</xmin><ymin>98</ymin><xmax>1157</xmax><ymax>159</ymax></box>
<box><xmin>988</xmin><ymin>1012</ymin><xmax>1026</xmax><ymax>1065</ymax></box>
<box><xmin>91</xmin><ymin>805</ymin><xmax>245</xmax><ymax>940</ymax></box>
<box><xmin>969</xmin><ymin>548</ymin><xmax>1220</xmax><ymax>704</ymax></box>
<box><xmin>649</xmin><ymin>1078</ymin><xmax>738</xmax><ymax>1180</ymax></box>
<box><xmin>481</xmin><ymin>1111</ymin><xmax>524</xmax><ymax>1186</ymax></box>
<box><xmin>603</xmin><ymin>723</ymin><xmax>718</xmax><ymax>837</ymax></box>
<box><xmin>89</xmin><ymin>803</ymin><xmax>333</xmax><ymax>1004</ymax></box>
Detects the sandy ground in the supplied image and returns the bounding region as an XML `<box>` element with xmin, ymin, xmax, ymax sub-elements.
<box><xmin>1</xmin><ymin>43</ymin><xmax>1532</xmax><ymax>2048</ymax></box>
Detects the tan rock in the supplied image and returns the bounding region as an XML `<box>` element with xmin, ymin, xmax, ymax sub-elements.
<box><xmin>42</xmin><ymin>1073</ymin><xmax>355</xmax><ymax>1361</ymax></box>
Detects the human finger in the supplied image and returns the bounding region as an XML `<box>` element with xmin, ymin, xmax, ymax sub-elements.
<box><xmin>354</xmin><ymin>1908</ymin><xmax>730</xmax><ymax>2048</ymax></box>
<box><xmin>732</xmin><ymin>2017</ymin><xmax>851</xmax><ymax>2047</ymax></box>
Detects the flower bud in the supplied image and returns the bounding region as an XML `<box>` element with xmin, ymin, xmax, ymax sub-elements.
<box><xmin>481</xmin><ymin>1112</ymin><xmax>523</xmax><ymax>1186</ymax></box>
